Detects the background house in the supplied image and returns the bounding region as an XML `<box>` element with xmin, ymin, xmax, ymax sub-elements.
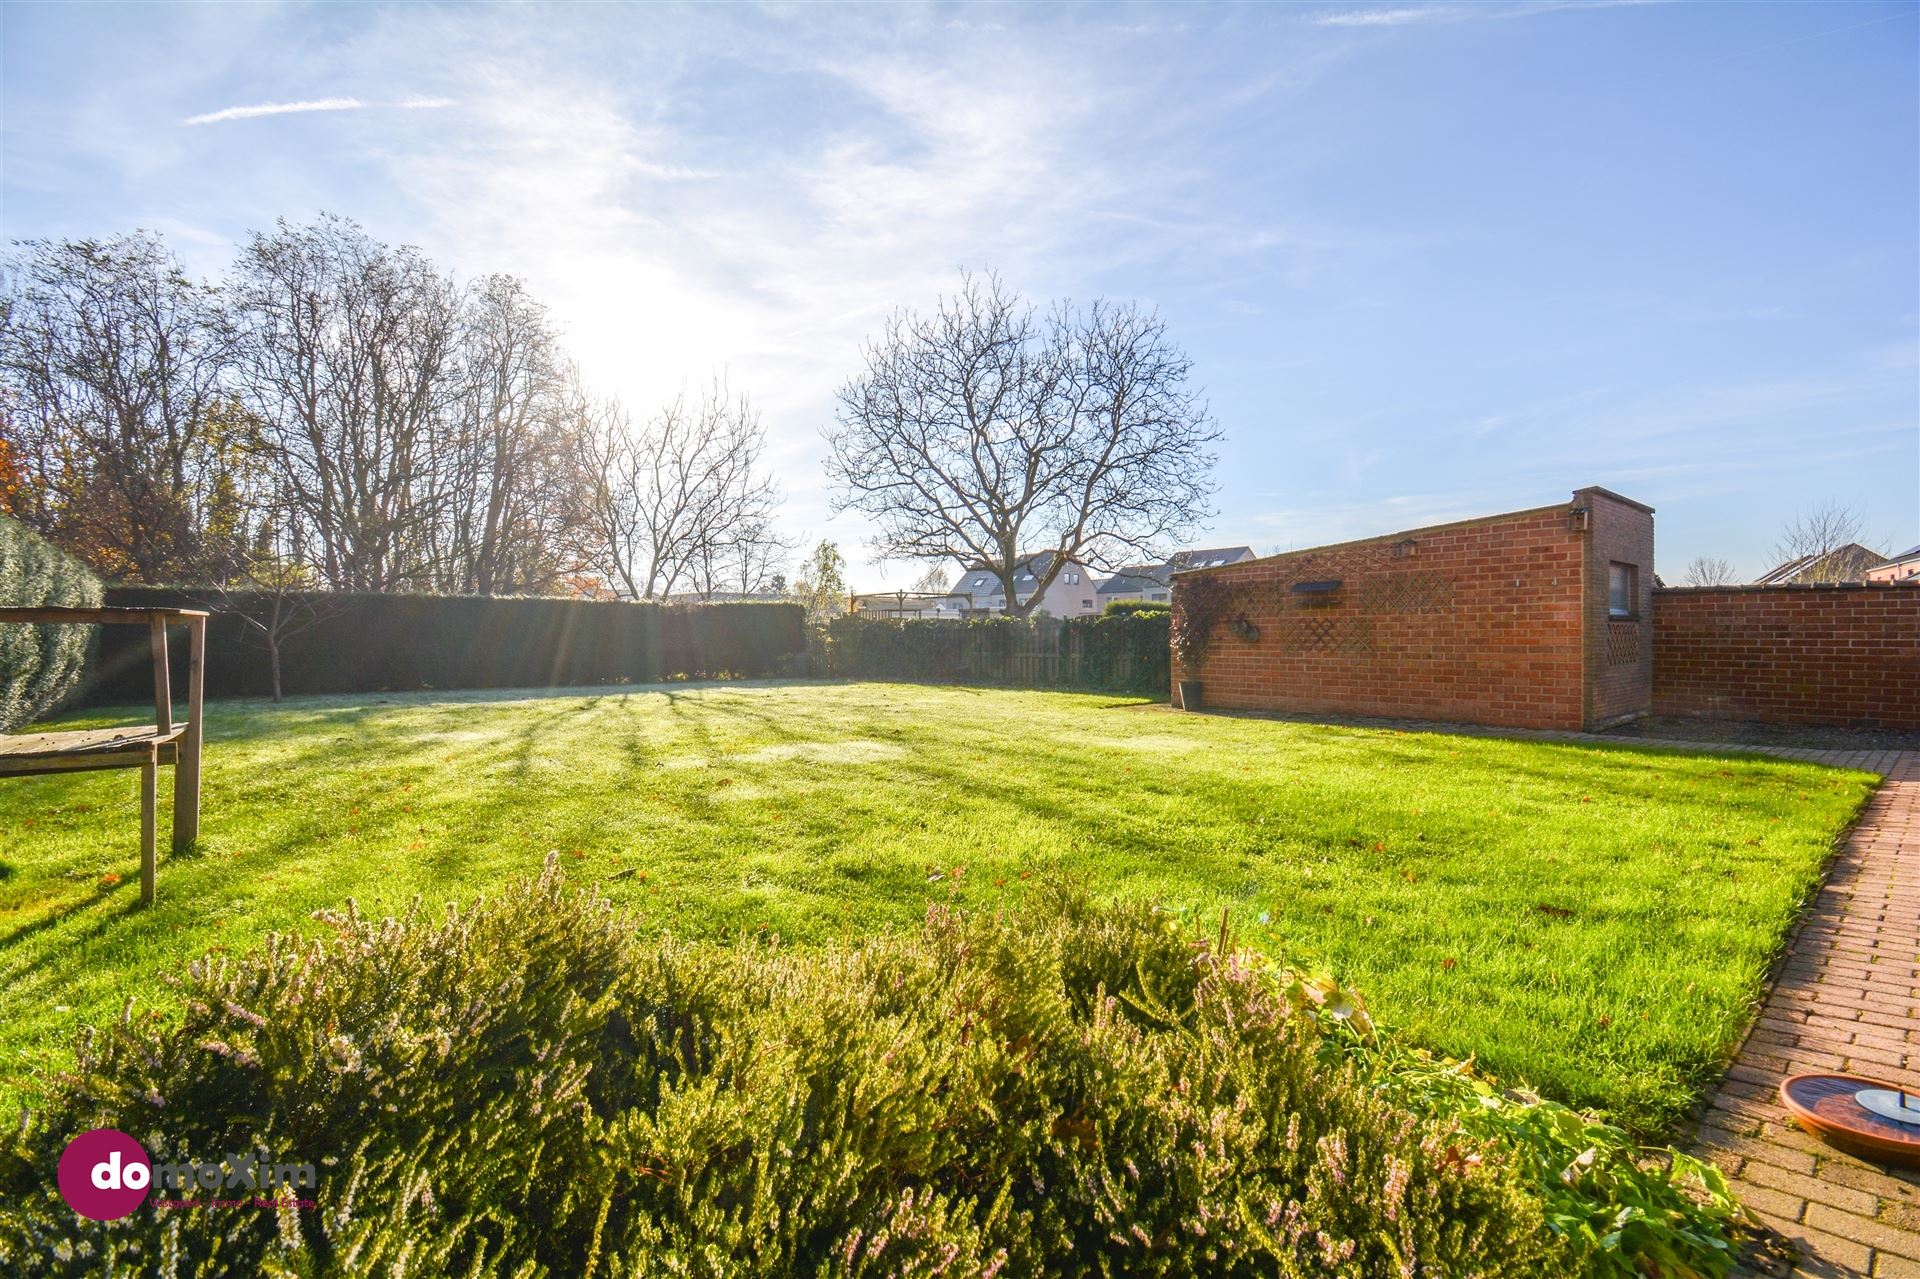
<box><xmin>1096</xmin><ymin>565</ymin><xmax>1174</xmax><ymax>606</ymax></box>
<box><xmin>1866</xmin><ymin>545</ymin><xmax>1920</xmax><ymax>584</ymax></box>
<box><xmin>1096</xmin><ymin>547</ymin><xmax>1257</xmax><ymax>606</ymax></box>
<box><xmin>953</xmin><ymin>553</ymin><xmax>1101</xmax><ymax>616</ymax></box>
<box><xmin>1167</xmin><ymin>547</ymin><xmax>1260</xmax><ymax>573</ymax></box>
<box><xmin>1754</xmin><ymin>544</ymin><xmax>1889</xmax><ymax>584</ymax></box>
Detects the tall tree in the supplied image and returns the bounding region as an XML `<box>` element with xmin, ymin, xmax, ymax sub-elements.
<box><xmin>826</xmin><ymin>272</ymin><xmax>1220</xmax><ymax>618</ymax></box>
<box><xmin>574</xmin><ymin>378</ymin><xmax>786</xmax><ymax>599</ymax></box>
<box><xmin>430</xmin><ymin>278</ymin><xmax>589</xmax><ymax>595</ymax></box>
<box><xmin>228</xmin><ymin>215</ymin><xmax>461</xmax><ymax>591</ymax></box>
<box><xmin>0</xmin><ymin>233</ymin><xmax>243</xmax><ymax>581</ymax></box>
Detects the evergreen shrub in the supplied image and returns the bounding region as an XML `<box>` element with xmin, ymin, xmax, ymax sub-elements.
<box><xmin>0</xmin><ymin>516</ymin><xmax>104</xmax><ymax>731</ymax></box>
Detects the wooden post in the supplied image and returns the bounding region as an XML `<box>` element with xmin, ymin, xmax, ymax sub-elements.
<box><xmin>173</xmin><ymin>616</ymin><xmax>205</xmax><ymax>851</ymax></box>
<box><xmin>139</xmin><ymin>746</ymin><xmax>157</xmax><ymax>905</ymax></box>
<box><xmin>148</xmin><ymin>615</ymin><xmax>173</xmax><ymax>736</ymax></box>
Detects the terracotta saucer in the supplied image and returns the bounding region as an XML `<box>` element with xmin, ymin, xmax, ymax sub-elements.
<box><xmin>1778</xmin><ymin>1073</ymin><xmax>1920</xmax><ymax>1169</ymax></box>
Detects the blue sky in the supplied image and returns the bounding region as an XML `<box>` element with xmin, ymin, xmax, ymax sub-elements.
<box><xmin>3</xmin><ymin>0</ymin><xmax>1915</xmax><ymax>588</ymax></box>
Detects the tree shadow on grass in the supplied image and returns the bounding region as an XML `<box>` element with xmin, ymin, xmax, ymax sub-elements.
<box><xmin>0</xmin><ymin>872</ymin><xmax>140</xmax><ymax>965</ymax></box>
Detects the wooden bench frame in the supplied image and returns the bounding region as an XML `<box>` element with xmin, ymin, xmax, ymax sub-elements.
<box><xmin>0</xmin><ymin>607</ymin><xmax>207</xmax><ymax>903</ymax></box>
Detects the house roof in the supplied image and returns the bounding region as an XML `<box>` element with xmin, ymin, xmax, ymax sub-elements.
<box><xmin>1887</xmin><ymin>544</ymin><xmax>1920</xmax><ymax>564</ymax></box>
<box><xmin>1753</xmin><ymin>543</ymin><xmax>1890</xmax><ymax>585</ymax></box>
<box><xmin>1096</xmin><ymin>565</ymin><xmax>1174</xmax><ymax>594</ymax></box>
<box><xmin>1166</xmin><ymin>546</ymin><xmax>1256</xmax><ymax>571</ymax></box>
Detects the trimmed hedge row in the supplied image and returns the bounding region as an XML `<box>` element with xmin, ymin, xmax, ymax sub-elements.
<box><xmin>86</xmin><ymin>587</ymin><xmax>807</xmax><ymax>703</ymax></box>
<box><xmin>0</xmin><ymin>869</ymin><xmax>1560</xmax><ymax>1277</ymax></box>
<box><xmin>827</xmin><ymin>609</ymin><xmax>1172</xmax><ymax>697</ymax></box>
<box><xmin>0</xmin><ymin>516</ymin><xmax>103</xmax><ymax>731</ymax></box>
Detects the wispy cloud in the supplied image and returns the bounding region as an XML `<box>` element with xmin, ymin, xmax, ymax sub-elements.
<box><xmin>1310</xmin><ymin>2</ymin><xmax>1645</xmax><ymax>29</ymax></box>
<box><xmin>1313</xmin><ymin>8</ymin><xmax>1446</xmax><ymax>27</ymax></box>
<box><xmin>182</xmin><ymin>95</ymin><xmax>453</xmax><ymax>126</ymax></box>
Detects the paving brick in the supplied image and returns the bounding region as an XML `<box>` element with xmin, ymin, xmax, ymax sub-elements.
<box><xmin>1820</xmin><ymin>1160</ymin><xmax>1920</xmax><ymax>1204</ymax></box>
<box><xmin>1729</xmin><ymin>1176</ymin><xmax>1809</xmax><ymax>1228</ymax></box>
<box><xmin>1776</xmin><ymin>1220</ymin><xmax>1875</xmax><ymax>1274</ymax></box>
<box><xmin>1806</xmin><ymin>1203</ymin><xmax>1920</xmax><ymax>1263</ymax></box>
<box><xmin>1739</xmin><ymin>1160</ymin><xmax>1881</xmax><ymax>1216</ymax></box>
<box><xmin>1873</xmin><ymin>1250</ymin><xmax>1920</xmax><ymax>1278</ymax></box>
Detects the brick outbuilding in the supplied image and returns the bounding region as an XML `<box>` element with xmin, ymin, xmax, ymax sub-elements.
<box><xmin>1171</xmin><ymin>487</ymin><xmax>1655</xmax><ymax>732</ymax></box>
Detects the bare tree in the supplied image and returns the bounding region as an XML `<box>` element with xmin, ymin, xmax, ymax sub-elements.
<box><xmin>1682</xmin><ymin>554</ymin><xmax>1737</xmax><ymax>586</ymax></box>
<box><xmin>1771</xmin><ymin>501</ymin><xmax>1880</xmax><ymax>583</ymax></box>
<box><xmin>685</xmin><ymin>517</ymin><xmax>795</xmax><ymax>600</ymax></box>
<box><xmin>574</xmin><ymin>378</ymin><xmax>786</xmax><ymax>599</ymax></box>
<box><xmin>0</xmin><ymin>233</ymin><xmax>247</xmax><ymax>581</ymax></box>
<box><xmin>909</xmin><ymin>563</ymin><xmax>950</xmax><ymax>594</ymax></box>
<box><xmin>429</xmin><ymin>277</ymin><xmax>590</xmax><ymax>595</ymax></box>
<box><xmin>228</xmin><ymin>215</ymin><xmax>461</xmax><ymax>592</ymax></box>
<box><xmin>826</xmin><ymin>272</ymin><xmax>1220</xmax><ymax>618</ymax></box>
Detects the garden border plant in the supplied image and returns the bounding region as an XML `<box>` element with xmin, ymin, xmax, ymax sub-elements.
<box><xmin>0</xmin><ymin>863</ymin><xmax>1755</xmax><ymax>1278</ymax></box>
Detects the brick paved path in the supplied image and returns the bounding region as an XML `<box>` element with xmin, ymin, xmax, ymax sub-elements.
<box><xmin>1692</xmin><ymin>751</ymin><xmax>1919</xmax><ymax>1277</ymax></box>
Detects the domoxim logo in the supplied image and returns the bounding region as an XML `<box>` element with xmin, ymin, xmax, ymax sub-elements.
<box><xmin>56</xmin><ymin>1129</ymin><xmax>152</xmax><ymax>1221</ymax></box>
<box><xmin>56</xmin><ymin>1129</ymin><xmax>320</xmax><ymax>1219</ymax></box>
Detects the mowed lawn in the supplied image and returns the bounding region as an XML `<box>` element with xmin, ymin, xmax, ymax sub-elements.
<box><xmin>0</xmin><ymin>681</ymin><xmax>1877</xmax><ymax>1133</ymax></box>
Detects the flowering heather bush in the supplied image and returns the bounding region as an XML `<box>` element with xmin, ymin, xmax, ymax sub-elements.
<box><xmin>0</xmin><ymin>865</ymin><xmax>1570</xmax><ymax>1277</ymax></box>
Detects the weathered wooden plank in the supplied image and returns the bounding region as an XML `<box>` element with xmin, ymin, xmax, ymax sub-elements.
<box><xmin>0</xmin><ymin>726</ymin><xmax>185</xmax><ymax>758</ymax></box>
<box><xmin>0</xmin><ymin>745</ymin><xmax>178</xmax><ymax>777</ymax></box>
<box><xmin>139</xmin><ymin>748</ymin><xmax>157</xmax><ymax>905</ymax></box>
<box><xmin>0</xmin><ymin>606</ymin><xmax>208</xmax><ymax>625</ymax></box>
<box><xmin>149</xmin><ymin>616</ymin><xmax>173</xmax><ymax>736</ymax></box>
<box><xmin>173</xmin><ymin>615</ymin><xmax>205</xmax><ymax>850</ymax></box>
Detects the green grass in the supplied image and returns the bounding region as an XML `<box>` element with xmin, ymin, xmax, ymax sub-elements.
<box><xmin>0</xmin><ymin>681</ymin><xmax>1876</xmax><ymax>1134</ymax></box>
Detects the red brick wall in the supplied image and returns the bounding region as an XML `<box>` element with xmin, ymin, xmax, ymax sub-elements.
<box><xmin>1174</xmin><ymin>500</ymin><xmax>1607</xmax><ymax>731</ymax></box>
<box><xmin>1651</xmin><ymin>585</ymin><xmax>1920</xmax><ymax>729</ymax></box>
<box><xmin>1582</xmin><ymin>490</ymin><xmax>1655</xmax><ymax>728</ymax></box>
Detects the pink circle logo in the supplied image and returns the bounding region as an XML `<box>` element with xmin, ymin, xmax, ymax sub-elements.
<box><xmin>56</xmin><ymin>1128</ymin><xmax>151</xmax><ymax>1221</ymax></box>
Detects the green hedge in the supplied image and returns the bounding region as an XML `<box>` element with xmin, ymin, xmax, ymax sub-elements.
<box><xmin>0</xmin><ymin>869</ymin><xmax>1559</xmax><ymax>1277</ymax></box>
<box><xmin>1076</xmin><ymin>607</ymin><xmax>1173</xmax><ymax>692</ymax></box>
<box><xmin>86</xmin><ymin>587</ymin><xmax>806</xmax><ymax>703</ymax></box>
<box><xmin>0</xmin><ymin>516</ymin><xmax>103</xmax><ymax>731</ymax></box>
<box><xmin>828</xmin><ymin>610</ymin><xmax>1171</xmax><ymax>697</ymax></box>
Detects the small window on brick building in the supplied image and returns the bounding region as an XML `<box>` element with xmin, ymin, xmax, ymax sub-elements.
<box><xmin>1608</xmin><ymin>562</ymin><xmax>1638</xmax><ymax>619</ymax></box>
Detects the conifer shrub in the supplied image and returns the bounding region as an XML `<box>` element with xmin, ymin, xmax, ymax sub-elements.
<box><xmin>0</xmin><ymin>516</ymin><xmax>103</xmax><ymax>731</ymax></box>
<box><xmin>0</xmin><ymin>867</ymin><xmax>1562</xmax><ymax>1278</ymax></box>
